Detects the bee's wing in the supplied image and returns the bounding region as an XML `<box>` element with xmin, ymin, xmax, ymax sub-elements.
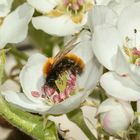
<box><xmin>52</xmin><ymin>36</ymin><xmax>79</xmax><ymax>67</ymax></box>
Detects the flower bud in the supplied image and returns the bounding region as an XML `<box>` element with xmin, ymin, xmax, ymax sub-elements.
<box><xmin>96</xmin><ymin>98</ymin><xmax>134</xmax><ymax>135</ymax></box>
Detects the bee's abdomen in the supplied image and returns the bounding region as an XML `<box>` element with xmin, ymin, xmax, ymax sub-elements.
<box><xmin>46</xmin><ymin>55</ymin><xmax>84</xmax><ymax>87</ymax></box>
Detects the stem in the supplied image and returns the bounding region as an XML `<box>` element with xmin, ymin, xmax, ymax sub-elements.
<box><xmin>6</xmin><ymin>45</ymin><xmax>28</xmax><ymax>61</ymax></box>
<box><xmin>0</xmin><ymin>95</ymin><xmax>59</xmax><ymax>140</ymax></box>
<box><xmin>67</xmin><ymin>109</ymin><xmax>97</xmax><ymax>140</ymax></box>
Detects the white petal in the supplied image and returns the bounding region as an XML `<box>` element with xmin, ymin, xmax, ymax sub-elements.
<box><xmin>97</xmin><ymin>98</ymin><xmax>126</xmax><ymax>114</ymax></box>
<box><xmin>100</xmin><ymin>72</ymin><xmax>140</xmax><ymax>101</ymax></box>
<box><xmin>115</xmin><ymin>47</ymin><xmax>130</xmax><ymax>75</ymax></box>
<box><xmin>26</xmin><ymin>53</ymin><xmax>47</xmax><ymax>66</ymax></box>
<box><xmin>32</xmin><ymin>14</ymin><xmax>87</xmax><ymax>36</ymax></box>
<box><xmin>20</xmin><ymin>54</ymin><xmax>47</xmax><ymax>104</ymax></box>
<box><xmin>100</xmin><ymin>107</ymin><xmax>131</xmax><ymax>135</ymax></box>
<box><xmin>47</xmin><ymin>90</ymin><xmax>86</xmax><ymax>114</ymax></box>
<box><xmin>98</xmin><ymin>98</ymin><xmax>134</xmax><ymax>134</ymax></box>
<box><xmin>120</xmin><ymin>101</ymin><xmax>134</xmax><ymax>123</ymax></box>
<box><xmin>2</xmin><ymin>91</ymin><xmax>50</xmax><ymax>114</ymax></box>
<box><xmin>71</xmin><ymin>41</ymin><xmax>92</xmax><ymax>63</ymax></box>
<box><xmin>27</xmin><ymin>0</ymin><xmax>57</xmax><ymax>13</ymax></box>
<box><xmin>115</xmin><ymin>48</ymin><xmax>140</xmax><ymax>86</ymax></box>
<box><xmin>0</xmin><ymin>3</ymin><xmax>34</xmax><ymax>49</ymax></box>
<box><xmin>77</xmin><ymin>56</ymin><xmax>103</xmax><ymax>92</ymax></box>
<box><xmin>88</xmin><ymin>5</ymin><xmax>118</xmax><ymax>31</ymax></box>
<box><xmin>108</xmin><ymin>0</ymin><xmax>135</xmax><ymax>15</ymax></box>
<box><xmin>129</xmin><ymin>64</ymin><xmax>140</xmax><ymax>86</ymax></box>
<box><xmin>95</xmin><ymin>0</ymin><xmax>112</xmax><ymax>5</ymax></box>
<box><xmin>0</xmin><ymin>0</ymin><xmax>13</xmax><ymax>17</ymax></box>
<box><xmin>92</xmin><ymin>26</ymin><xmax>121</xmax><ymax>70</ymax></box>
<box><xmin>118</xmin><ymin>2</ymin><xmax>140</xmax><ymax>45</ymax></box>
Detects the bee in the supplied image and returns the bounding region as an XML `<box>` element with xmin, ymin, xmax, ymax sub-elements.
<box><xmin>43</xmin><ymin>36</ymin><xmax>85</xmax><ymax>88</ymax></box>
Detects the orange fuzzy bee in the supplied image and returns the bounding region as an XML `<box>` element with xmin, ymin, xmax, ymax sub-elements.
<box><xmin>43</xmin><ymin>36</ymin><xmax>85</xmax><ymax>88</ymax></box>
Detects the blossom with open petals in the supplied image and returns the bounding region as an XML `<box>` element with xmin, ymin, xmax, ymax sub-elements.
<box><xmin>27</xmin><ymin>0</ymin><xmax>94</xmax><ymax>36</ymax></box>
<box><xmin>97</xmin><ymin>98</ymin><xmax>134</xmax><ymax>135</ymax></box>
<box><xmin>2</xmin><ymin>32</ymin><xmax>103</xmax><ymax>114</ymax></box>
<box><xmin>0</xmin><ymin>1</ymin><xmax>34</xmax><ymax>49</ymax></box>
<box><xmin>89</xmin><ymin>2</ymin><xmax>140</xmax><ymax>101</ymax></box>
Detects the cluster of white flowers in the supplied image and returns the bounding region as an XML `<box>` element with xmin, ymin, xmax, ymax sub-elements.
<box><xmin>1</xmin><ymin>0</ymin><xmax>140</xmax><ymax>138</ymax></box>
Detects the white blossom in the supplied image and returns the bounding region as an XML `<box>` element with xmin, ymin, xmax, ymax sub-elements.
<box><xmin>97</xmin><ymin>98</ymin><xmax>134</xmax><ymax>135</ymax></box>
<box><xmin>2</xmin><ymin>32</ymin><xmax>103</xmax><ymax>114</ymax></box>
<box><xmin>89</xmin><ymin>2</ymin><xmax>140</xmax><ymax>101</ymax></box>
<box><xmin>27</xmin><ymin>0</ymin><xmax>94</xmax><ymax>36</ymax></box>
<box><xmin>0</xmin><ymin>1</ymin><xmax>34</xmax><ymax>49</ymax></box>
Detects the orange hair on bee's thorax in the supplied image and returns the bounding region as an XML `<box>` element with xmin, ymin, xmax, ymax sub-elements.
<box><xmin>43</xmin><ymin>58</ymin><xmax>54</xmax><ymax>75</ymax></box>
<box><xmin>65</xmin><ymin>53</ymin><xmax>85</xmax><ymax>70</ymax></box>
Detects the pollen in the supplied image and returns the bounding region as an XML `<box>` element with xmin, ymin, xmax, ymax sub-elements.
<box><xmin>43</xmin><ymin>58</ymin><xmax>54</xmax><ymax>75</ymax></box>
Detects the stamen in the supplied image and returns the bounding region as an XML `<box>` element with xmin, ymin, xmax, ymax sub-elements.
<box><xmin>59</xmin><ymin>92</ymin><xmax>67</xmax><ymax>100</ymax></box>
<box><xmin>132</xmin><ymin>48</ymin><xmax>140</xmax><ymax>56</ymax></box>
<box><xmin>31</xmin><ymin>91</ymin><xmax>40</xmax><ymax>98</ymax></box>
<box><xmin>40</xmin><ymin>71</ymin><xmax>77</xmax><ymax>104</ymax></box>
<box><xmin>53</xmin><ymin>94</ymin><xmax>61</xmax><ymax>103</ymax></box>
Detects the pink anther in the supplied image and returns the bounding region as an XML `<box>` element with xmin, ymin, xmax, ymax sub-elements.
<box><xmin>53</xmin><ymin>94</ymin><xmax>61</xmax><ymax>103</ymax></box>
<box><xmin>132</xmin><ymin>48</ymin><xmax>140</xmax><ymax>56</ymax></box>
<box><xmin>78</xmin><ymin>0</ymin><xmax>84</xmax><ymax>5</ymax></box>
<box><xmin>42</xmin><ymin>85</ymin><xmax>55</xmax><ymax>96</ymax></box>
<box><xmin>31</xmin><ymin>91</ymin><xmax>40</xmax><ymax>98</ymax></box>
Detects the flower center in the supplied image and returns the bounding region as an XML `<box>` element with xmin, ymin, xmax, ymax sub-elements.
<box><xmin>123</xmin><ymin>33</ymin><xmax>140</xmax><ymax>67</ymax></box>
<box><xmin>46</xmin><ymin>0</ymin><xmax>93</xmax><ymax>23</ymax></box>
<box><xmin>124</xmin><ymin>47</ymin><xmax>140</xmax><ymax>66</ymax></box>
<box><xmin>64</xmin><ymin>0</ymin><xmax>85</xmax><ymax>13</ymax></box>
<box><xmin>41</xmin><ymin>71</ymin><xmax>77</xmax><ymax>104</ymax></box>
<box><xmin>31</xmin><ymin>71</ymin><xmax>78</xmax><ymax>105</ymax></box>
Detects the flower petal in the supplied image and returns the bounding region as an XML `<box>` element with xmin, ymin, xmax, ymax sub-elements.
<box><xmin>129</xmin><ymin>64</ymin><xmax>140</xmax><ymax>86</ymax></box>
<box><xmin>32</xmin><ymin>14</ymin><xmax>87</xmax><ymax>36</ymax></box>
<box><xmin>115</xmin><ymin>48</ymin><xmax>140</xmax><ymax>86</ymax></box>
<box><xmin>88</xmin><ymin>5</ymin><xmax>118</xmax><ymax>31</ymax></box>
<box><xmin>19</xmin><ymin>54</ymin><xmax>47</xmax><ymax>104</ymax></box>
<box><xmin>92</xmin><ymin>26</ymin><xmax>121</xmax><ymax>70</ymax></box>
<box><xmin>0</xmin><ymin>3</ymin><xmax>34</xmax><ymax>49</ymax></box>
<box><xmin>77</xmin><ymin>55</ymin><xmax>103</xmax><ymax>92</ymax></box>
<box><xmin>108</xmin><ymin>0</ymin><xmax>134</xmax><ymax>15</ymax></box>
<box><xmin>97</xmin><ymin>98</ymin><xmax>134</xmax><ymax>134</ymax></box>
<box><xmin>97</xmin><ymin>98</ymin><xmax>125</xmax><ymax>114</ymax></box>
<box><xmin>100</xmin><ymin>72</ymin><xmax>140</xmax><ymax>101</ymax></box>
<box><xmin>115</xmin><ymin>47</ymin><xmax>130</xmax><ymax>75</ymax></box>
<box><xmin>27</xmin><ymin>0</ymin><xmax>57</xmax><ymax>13</ymax></box>
<box><xmin>46</xmin><ymin>90</ymin><xmax>86</xmax><ymax>114</ymax></box>
<box><xmin>2</xmin><ymin>91</ymin><xmax>50</xmax><ymax>114</ymax></box>
<box><xmin>118</xmin><ymin>2</ymin><xmax>140</xmax><ymax>45</ymax></box>
<box><xmin>120</xmin><ymin>100</ymin><xmax>134</xmax><ymax>123</ymax></box>
<box><xmin>0</xmin><ymin>0</ymin><xmax>13</xmax><ymax>17</ymax></box>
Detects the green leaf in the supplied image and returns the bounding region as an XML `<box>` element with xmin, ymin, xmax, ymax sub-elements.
<box><xmin>0</xmin><ymin>95</ymin><xmax>59</xmax><ymax>140</ymax></box>
<box><xmin>67</xmin><ymin>108</ymin><xmax>97</xmax><ymax>140</ymax></box>
<box><xmin>0</xmin><ymin>50</ymin><xmax>6</xmax><ymax>84</ymax></box>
